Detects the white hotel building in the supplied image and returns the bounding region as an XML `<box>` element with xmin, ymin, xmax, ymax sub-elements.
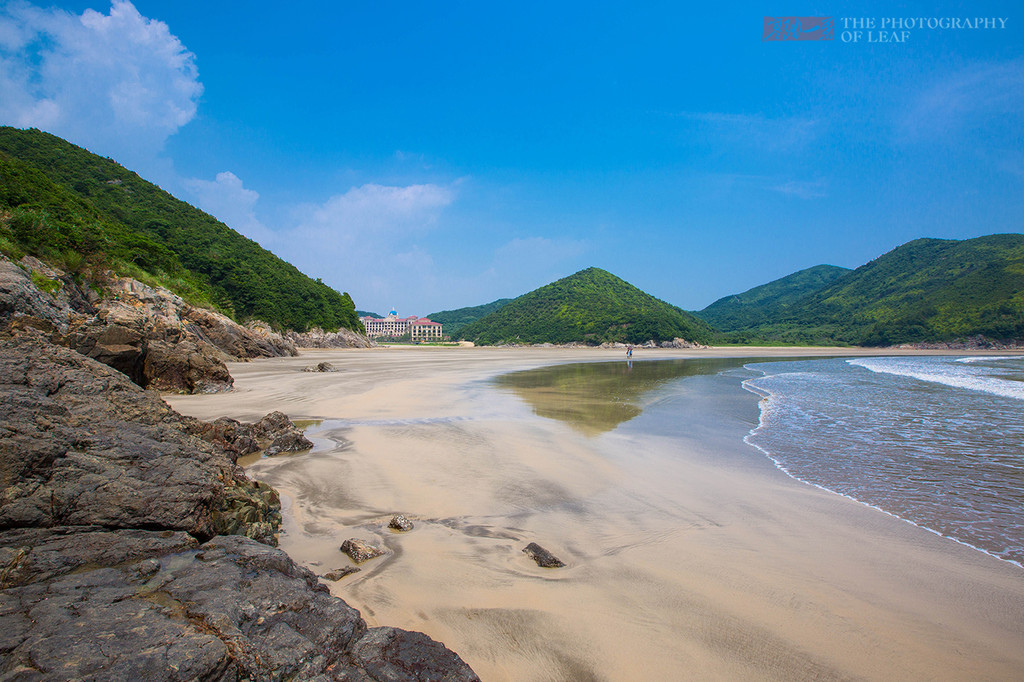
<box><xmin>360</xmin><ymin>310</ymin><xmax>443</xmax><ymax>340</ymax></box>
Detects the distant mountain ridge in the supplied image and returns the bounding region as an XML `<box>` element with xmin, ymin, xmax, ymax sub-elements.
<box><xmin>458</xmin><ymin>267</ymin><xmax>713</xmax><ymax>345</ymax></box>
<box><xmin>426</xmin><ymin>298</ymin><xmax>512</xmax><ymax>337</ymax></box>
<box><xmin>0</xmin><ymin>126</ymin><xmax>362</xmax><ymax>333</ymax></box>
<box><xmin>700</xmin><ymin>234</ymin><xmax>1024</xmax><ymax>345</ymax></box>
<box><xmin>697</xmin><ymin>264</ymin><xmax>851</xmax><ymax>333</ymax></box>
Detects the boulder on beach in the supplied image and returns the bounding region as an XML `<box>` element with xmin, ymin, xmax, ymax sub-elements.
<box><xmin>198</xmin><ymin>410</ymin><xmax>313</xmax><ymax>460</ymax></box>
<box><xmin>303</xmin><ymin>361</ymin><xmax>338</xmax><ymax>372</ymax></box>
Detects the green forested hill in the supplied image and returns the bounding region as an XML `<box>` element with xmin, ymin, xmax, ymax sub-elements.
<box><xmin>0</xmin><ymin>127</ymin><xmax>361</xmax><ymax>333</ymax></box>
<box><xmin>426</xmin><ymin>298</ymin><xmax>511</xmax><ymax>337</ymax></box>
<box><xmin>709</xmin><ymin>235</ymin><xmax>1024</xmax><ymax>345</ymax></box>
<box><xmin>458</xmin><ymin>268</ymin><xmax>713</xmax><ymax>345</ymax></box>
<box><xmin>697</xmin><ymin>264</ymin><xmax>850</xmax><ymax>332</ymax></box>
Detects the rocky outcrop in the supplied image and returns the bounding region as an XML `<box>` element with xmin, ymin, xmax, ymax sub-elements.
<box><xmin>660</xmin><ymin>337</ymin><xmax>710</xmax><ymax>349</ymax></box>
<box><xmin>0</xmin><ymin>331</ymin><xmax>479</xmax><ymax>680</ymax></box>
<box><xmin>287</xmin><ymin>326</ymin><xmax>375</xmax><ymax>349</ymax></box>
<box><xmin>892</xmin><ymin>335</ymin><xmax>1021</xmax><ymax>351</ymax></box>
<box><xmin>0</xmin><ymin>255</ymin><xmax>300</xmax><ymax>393</ymax></box>
<box><xmin>0</xmin><ymin>331</ymin><xmax>270</xmax><ymax>540</ymax></box>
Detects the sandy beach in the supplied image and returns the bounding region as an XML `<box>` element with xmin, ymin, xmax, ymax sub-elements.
<box><xmin>167</xmin><ymin>347</ymin><xmax>1024</xmax><ymax>681</ymax></box>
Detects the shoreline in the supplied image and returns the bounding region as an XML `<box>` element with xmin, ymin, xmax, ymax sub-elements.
<box><xmin>741</xmin><ymin>383</ymin><xmax>1024</xmax><ymax>572</ymax></box>
<box><xmin>167</xmin><ymin>347</ymin><xmax>1024</xmax><ymax>680</ymax></box>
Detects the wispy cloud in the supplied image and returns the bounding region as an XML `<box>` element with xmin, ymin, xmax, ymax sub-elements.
<box><xmin>674</xmin><ymin>111</ymin><xmax>822</xmax><ymax>152</ymax></box>
<box><xmin>0</xmin><ymin>0</ymin><xmax>202</xmax><ymax>169</ymax></box>
<box><xmin>769</xmin><ymin>179</ymin><xmax>828</xmax><ymax>199</ymax></box>
<box><xmin>184</xmin><ymin>172</ymin><xmax>274</xmax><ymax>244</ymax></box>
<box><xmin>900</xmin><ymin>59</ymin><xmax>1024</xmax><ymax>139</ymax></box>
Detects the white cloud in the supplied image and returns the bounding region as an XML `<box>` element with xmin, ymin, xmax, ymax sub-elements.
<box><xmin>184</xmin><ymin>171</ymin><xmax>274</xmax><ymax>244</ymax></box>
<box><xmin>0</xmin><ymin>0</ymin><xmax>202</xmax><ymax>168</ymax></box>
<box><xmin>293</xmin><ymin>183</ymin><xmax>454</xmax><ymax>240</ymax></box>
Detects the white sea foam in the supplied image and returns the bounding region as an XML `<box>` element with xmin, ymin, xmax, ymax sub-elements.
<box><xmin>954</xmin><ymin>356</ymin><xmax>1021</xmax><ymax>364</ymax></box>
<box><xmin>847</xmin><ymin>357</ymin><xmax>1024</xmax><ymax>402</ymax></box>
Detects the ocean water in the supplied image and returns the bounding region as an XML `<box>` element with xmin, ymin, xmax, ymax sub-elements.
<box><xmin>743</xmin><ymin>355</ymin><xmax>1024</xmax><ymax>567</ymax></box>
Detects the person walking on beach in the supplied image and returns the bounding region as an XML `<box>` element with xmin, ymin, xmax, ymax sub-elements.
<box><xmin>626</xmin><ymin>345</ymin><xmax>633</xmax><ymax>358</ymax></box>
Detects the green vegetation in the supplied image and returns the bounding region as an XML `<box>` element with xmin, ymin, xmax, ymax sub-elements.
<box><xmin>356</xmin><ymin>310</ymin><xmax>383</xmax><ymax>319</ymax></box>
<box><xmin>0</xmin><ymin>127</ymin><xmax>362</xmax><ymax>333</ymax></box>
<box><xmin>29</xmin><ymin>270</ymin><xmax>61</xmax><ymax>298</ymax></box>
<box><xmin>700</xmin><ymin>235</ymin><xmax>1024</xmax><ymax>345</ymax></box>
<box><xmin>459</xmin><ymin>267</ymin><xmax>713</xmax><ymax>345</ymax></box>
<box><xmin>426</xmin><ymin>298</ymin><xmax>512</xmax><ymax>338</ymax></box>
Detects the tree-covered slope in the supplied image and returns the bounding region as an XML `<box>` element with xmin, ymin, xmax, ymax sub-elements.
<box><xmin>458</xmin><ymin>268</ymin><xmax>713</xmax><ymax>345</ymax></box>
<box><xmin>721</xmin><ymin>235</ymin><xmax>1024</xmax><ymax>345</ymax></box>
<box><xmin>0</xmin><ymin>126</ymin><xmax>361</xmax><ymax>333</ymax></box>
<box><xmin>696</xmin><ymin>264</ymin><xmax>850</xmax><ymax>332</ymax></box>
<box><xmin>426</xmin><ymin>298</ymin><xmax>512</xmax><ymax>337</ymax></box>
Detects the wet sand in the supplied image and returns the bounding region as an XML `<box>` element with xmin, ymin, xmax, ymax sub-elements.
<box><xmin>168</xmin><ymin>347</ymin><xmax>1024</xmax><ymax>681</ymax></box>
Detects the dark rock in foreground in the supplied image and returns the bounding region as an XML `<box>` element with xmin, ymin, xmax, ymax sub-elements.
<box><xmin>0</xmin><ymin>332</ymin><xmax>479</xmax><ymax>680</ymax></box>
<box><xmin>351</xmin><ymin>627</ymin><xmax>480</xmax><ymax>682</ymax></box>
<box><xmin>0</xmin><ymin>533</ymin><xmax>477</xmax><ymax>681</ymax></box>
<box><xmin>523</xmin><ymin>542</ymin><xmax>566</xmax><ymax>568</ymax></box>
<box><xmin>341</xmin><ymin>538</ymin><xmax>387</xmax><ymax>564</ymax></box>
<box><xmin>325</xmin><ymin>566</ymin><xmax>362</xmax><ymax>581</ymax></box>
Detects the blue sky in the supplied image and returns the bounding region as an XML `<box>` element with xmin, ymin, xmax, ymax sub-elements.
<box><xmin>1</xmin><ymin>1</ymin><xmax>1022</xmax><ymax>315</ymax></box>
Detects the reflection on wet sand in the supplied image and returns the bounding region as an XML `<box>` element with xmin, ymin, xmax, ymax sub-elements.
<box><xmin>494</xmin><ymin>358</ymin><xmax>762</xmax><ymax>435</ymax></box>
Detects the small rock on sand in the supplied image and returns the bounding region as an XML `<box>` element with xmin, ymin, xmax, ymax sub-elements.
<box><xmin>522</xmin><ymin>542</ymin><xmax>565</xmax><ymax>568</ymax></box>
<box><xmin>341</xmin><ymin>538</ymin><xmax>386</xmax><ymax>564</ymax></box>
<box><xmin>389</xmin><ymin>514</ymin><xmax>414</xmax><ymax>532</ymax></box>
